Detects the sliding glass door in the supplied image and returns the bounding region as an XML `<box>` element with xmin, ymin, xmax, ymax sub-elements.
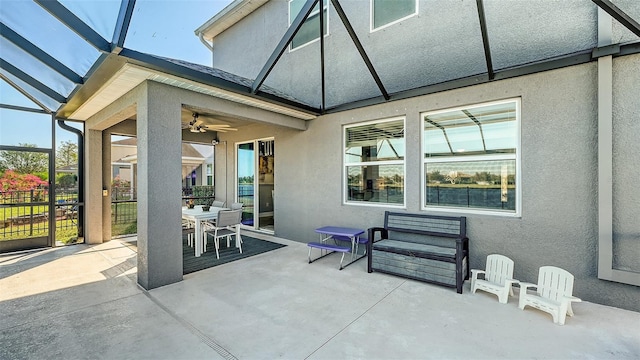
<box><xmin>236</xmin><ymin>139</ymin><xmax>275</xmax><ymax>233</ymax></box>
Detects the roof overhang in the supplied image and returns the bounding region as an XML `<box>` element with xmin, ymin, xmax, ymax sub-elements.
<box><xmin>57</xmin><ymin>51</ymin><xmax>318</xmax><ymax>123</ymax></box>
<box><xmin>195</xmin><ymin>0</ymin><xmax>269</xmax><ymax>41</ymax></box>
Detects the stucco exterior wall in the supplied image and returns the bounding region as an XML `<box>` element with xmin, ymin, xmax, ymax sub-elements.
<box><xmin>224</xmin><ymin>58</ymin><xmax>639</xmax><ymax>311</ymax></box>
<box><xmin>210</xmin><ymin>0</ymin><xmax>599</xmax><ymax>108</ymax></box>
<box><xmin>202</xmin><ymin>0</ymin><xmax>639</xmax><ymax>310</ymax></box>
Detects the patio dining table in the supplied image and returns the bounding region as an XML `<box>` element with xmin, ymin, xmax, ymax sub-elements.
<box><xmin>182</xmin><ymin>206</ymin><xmax>227</xmax><ymax>257</ymax></box>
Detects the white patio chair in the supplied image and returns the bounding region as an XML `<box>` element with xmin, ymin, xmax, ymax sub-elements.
<box><xmin>204</xmin><ymin>209</ymin><xmax>243</xmax><ymax>259</ymax></box>
<box><xmin>230</xmin><ymin>202</ymin><xmax>243</xmax><ymax>210</ymax></box>
<box><xmin>182</xmin><ymin>219</ymin><xmax>195</xmax><ymax>247</ymax></box>
<box><xmin>518</xmin><ymin>266</ymin><xmax>582</xmax><ymax>325</ymax></box>
<box><xmin>212</xmin><ymin>200</ymin><xmax>225</xmax><ymax>208</ymax></box>
<box><xmin>470</xmin><ymin>254</ymin><xmax>517</xmax><ymax>304</ymax></box>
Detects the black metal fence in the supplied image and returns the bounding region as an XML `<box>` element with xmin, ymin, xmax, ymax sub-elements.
<box><xmin>0</xmin><ymin>187</ymin><xmax>80</xmax><ymax>244</ymax></box>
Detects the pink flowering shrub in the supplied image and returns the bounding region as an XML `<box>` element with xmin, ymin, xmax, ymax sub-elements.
<box><xmin>0</xmin><ymin>170</ymin><xmax>48</xmax><ymax>202</ymax></box>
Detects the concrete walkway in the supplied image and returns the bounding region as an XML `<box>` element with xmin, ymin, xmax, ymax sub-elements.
<box><xmin>1</xmin><ymin>233</ymin><xmax>639</xmax><ymax>360</ymax></box>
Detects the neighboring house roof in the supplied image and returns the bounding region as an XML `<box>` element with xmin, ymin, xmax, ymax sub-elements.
<box><xmin>56</xmin><ymin>165</ymin><xmax>78</xmax><ymax>173</ymax></box>
<box><xmin>118</xmin><ymin>143</ymin><xmax>205</xmax><ymax>163</ymax></box>
<box><xmin>112</xmin><ymin>138</ymin><xmax>137</xmax><ymax>146</ymax></box>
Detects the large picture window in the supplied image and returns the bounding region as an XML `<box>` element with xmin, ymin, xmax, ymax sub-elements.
<box><xmin>422</xmin><ymin>99</ymin><xmax>520</xmax><ymax>215</ymax></box>
<box><xmin>344</xmin><ymin>118</ymin><xmax>405</xmax><ymax>206</ymax></box>
<box><xmin>289</xmin><ymin>0</ymin><xmax>328</xmax><ymax>50</ymax></box>
<box><xmin>371</xmin><ymin>0</ymin><xmax>417</xmax><ymax>31</ymax></box>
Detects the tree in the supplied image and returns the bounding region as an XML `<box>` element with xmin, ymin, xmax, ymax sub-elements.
<box><xmin>0</xmin><ymin>143</ymin><xmax>48</xmax><ymax>175</ymax></box>
<box><xmin>56</xmin><ymin>140</ymin><xmax>78</xmax><ymax>168</ymax></box>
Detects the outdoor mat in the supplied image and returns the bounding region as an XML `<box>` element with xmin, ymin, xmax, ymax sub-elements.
<box><xmin>182</xmin><ymin>234</ymin><xmax>286</xmax><ymax>274</ymax></box>
<box><xmin>120</xmin><ymin>235</ymin><xmax>286</xmax><ymax>275</ymax></box>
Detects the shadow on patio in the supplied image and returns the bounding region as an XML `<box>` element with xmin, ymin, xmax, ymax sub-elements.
<box><xmin>1</xmin><ymin>233</ymin><xmax>639</xmax><ymax>359</ymax></box>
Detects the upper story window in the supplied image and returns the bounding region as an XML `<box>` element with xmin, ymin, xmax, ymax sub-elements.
<box><xmin>344</xmin><ymin>118</ymin><xmax>405</xmax><ymax>207</ymax></box>
<box><xmin>422</xmin><ymin>99</ymin><xmax>521</xmax><ymax>216</ymax></box>
<box><xmin>289</xmin><ymin>0</ymin><xmax>328</xmax><ymax>50</ymax></box>
<box><xmin>371</xmin><ymin>0</ymin><xmax>418</xmax><ymax>31</ymax></box>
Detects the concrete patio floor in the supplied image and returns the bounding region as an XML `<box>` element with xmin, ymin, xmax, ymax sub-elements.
<box><xmin>1</xmin><ymin>233</ymin><xmax>639</xmax><ymax>360</ymax></box>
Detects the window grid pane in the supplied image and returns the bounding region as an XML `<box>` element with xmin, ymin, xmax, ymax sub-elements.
<box><xmin>373</xmin><ymin>0</ymin><xmax>416</xmax><ymax>29</ymax></box>
<box><xmin>425</xmin><ymin>160</ymin><xmax>516</xmax><ymax>211</ymax></box>
<box><xmin>346</xmin><ymin>164</ymin><xmax>404</xmax><ymax>204</ymax></box>
<box><xmin>423</xmin><ymin>99</ymin><xmax>519</xmax><ymax>213</ymax></box>
<box><xmin>290</xmin><ymin>0</ymin><xmax>327</xmax><ymax>49</ymax></box>
<box><xmin>345</xmin><ymin>120</ymin><xmax>404</xmax><ymax>163</ymax></box>
<box><xmin>345</xmin><ymin>118</ymin><xmax>405</xmax><ymax>206</ymax></box>
<box><xmin>424</xmin><ymin>101</ymin><xmax>517</xmax><ymax>157</ymax></box>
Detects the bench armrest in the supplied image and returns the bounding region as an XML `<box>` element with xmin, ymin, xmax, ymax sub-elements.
<box><xmin>368</xmin><ymin>227</ymin><xmax>388</xmax><ymax>242</ymax></box>
<box><xmin>367</xmin><ymin>227</ymin><xmax>388</xmax><ymax>273</ymax></box>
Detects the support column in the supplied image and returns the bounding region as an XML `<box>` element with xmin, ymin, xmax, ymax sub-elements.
<box><xmin>597</xmin><ymin>8</ymin><xmax>614</xmax><ymax>280</ymax></box>
<box><xmin>136</xmin><ymin>81</ymin><xmax>183</xmax><ymax>289</ymax></box>
<box><xmin>85</xmin><ymin>129</ymin><xmax>104</xmax><ymax>244</ymax></box>
<box><xmin>102</xmin><ymin>130</ymin><xmax>112</xmax><ymax>241</ymax></box>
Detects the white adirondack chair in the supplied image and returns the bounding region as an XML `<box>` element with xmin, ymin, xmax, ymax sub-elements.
<box><xmin>470</xmin><ymin>254</ymin><xmax>517</xmax><ymax>304</ymax></box>
<box><xmin>518</xmin><ymin>266</ymin><xmax>582</xmax><ymax>325</ymax></box>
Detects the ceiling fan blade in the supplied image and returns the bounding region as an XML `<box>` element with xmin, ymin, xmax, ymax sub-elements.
<box><xmin>203</xmin><ymin>124</ymin><xmax>232</xmax><ymax>129</ymax></box>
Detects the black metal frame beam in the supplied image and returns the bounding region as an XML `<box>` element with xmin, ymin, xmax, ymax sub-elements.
<box><xmin>1</xmin><ymin>23</ymin><xmax>83</xmax><ymax>84</ymax></box>
<box><xmin>35</xmin><ymin>0</ymin><xmax>111</xmax><ymax>53</ymax></box>
<box><xmin>120</xmin><ymin>48</ymin><xmax>319</xmax><ymax>115</ymax></box>
<box><xmin>0</xmin><ymin>58</ymin><xmax>66</xmax><ymax>103</ymax></box>
<box><xmin>252</xmin><ymin>0</ymin><xmax>319</xmax><ymax>94</ymax></box>
<box><xmin>0</xmin><ymin>103</ymin><xmax>49</xmax><ymax>114</ymax></box>
<box><xmin>319</xmin><ymin>0</ymin><xmax>326</xmax><ymax>111</ymax></box>
<box><xmin>111</xmin><ymin>0</ymin><xmax>136</xmax><ymax>54</ymax></box>
<box><xmin>330</xmin><ymin>0</ymin><xmax>389</xmax><ymax>100</ymax></box>
<box><xmin>592</xmin><ymin>0</ymin><xmax>640</xmax><ymax>37</ymax></box>
<box><xmin>326</xmin><ymin>45</ymin><xmax>628</xmax><ymax>114</ymax></box>
<box><xmin>476</xmin><ymin>0</ymin><xmax>494</xmax><ymax>80</ymax></box>
<box><xmin>0</xmin><ymin>74</ymin><xmax>52</xmax><ymax>112</ymax></box>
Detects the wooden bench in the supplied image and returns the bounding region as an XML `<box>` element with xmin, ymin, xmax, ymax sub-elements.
<box><xmin>367</xmin><ymin>212</ymin><xmax>469</xmax><ymax>293</ymax></box>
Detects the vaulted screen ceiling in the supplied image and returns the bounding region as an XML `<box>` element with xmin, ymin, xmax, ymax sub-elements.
<box><xmin>1</xmin><ymin>0</ymin><xmax>639</xmax><ymax>119</ymax></box>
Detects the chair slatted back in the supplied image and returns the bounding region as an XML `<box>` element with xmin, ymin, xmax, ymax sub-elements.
<box><xmin>537</xmin><ymin>266</ymin><xmax>575</xmax><ymax>302</ymax></box>
<box><xmin>485</xmin><ymin>254</ymin><xmax>514</xmax><ymax>286</ymax></box>
<box><xmin>230</xmin><ymin>202</ymin><xmax>243</xmax><ymax>210</ymax></box>
<box><xmin>216</xmin><ymin>209</ymin><xmax>242</xmax><ymax>227</ymax></box>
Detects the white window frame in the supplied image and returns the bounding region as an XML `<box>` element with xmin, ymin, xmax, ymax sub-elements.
<box><xmin>343</xmin><ymin>117</ymin><xmax>406</xmax><ymax>208</ymax></box>
<box><xmin>288</xmin><ymin>0</ymin><xmax>329</xmax><ymax>51</ymax></box>
<box><xmin>420</xmin><ymin>98</ymin><xmax>522</xmax><ymax>217</ymax></box>
<box><xmin>370</xmin><ymin>0</ymin><xmax>418</xmax><ymax>32</ymax></box>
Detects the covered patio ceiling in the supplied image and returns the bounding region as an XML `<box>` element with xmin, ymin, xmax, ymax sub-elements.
<box><xmin>1</xmin><ymin>0</ymin><xmax>640</xmax><ymax>123</ymax></box>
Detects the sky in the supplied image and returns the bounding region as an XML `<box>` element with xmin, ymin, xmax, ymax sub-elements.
<box><xmin>1</xmin><ymin>0</ymin><xmax>234</xmax><ymax>150</ymax></box>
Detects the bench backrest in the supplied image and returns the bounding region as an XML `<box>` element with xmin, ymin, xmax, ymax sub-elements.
<box><xmin>384</xmin><ymin>211</ymin><xmax>466</xmax><ymax>247</ymax></box>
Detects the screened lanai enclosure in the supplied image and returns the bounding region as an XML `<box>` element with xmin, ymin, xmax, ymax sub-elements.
<box><xmin>1</xmin><ymin>0</ymin><xmax>639</xmax><ymax>298</ymax></box>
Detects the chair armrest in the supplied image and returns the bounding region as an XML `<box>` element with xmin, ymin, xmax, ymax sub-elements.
<box><xmin>505</xmin><ymin>278</ymin><xmax>519</xmax><ymax>285</ymax></box>
<box><xmin>470</xmin><ymin>269</ymin><xmax>485</xmax><ymax>280</ymax></box>
<box><xmin>563</xmin><ymin>295</ymin><xmax>582</xmax><ymax>303</ymax></box>
<box><xmin>519</xmin><ymin>282</ymin><xmax>536</xmax><ymax>292</ymax></box>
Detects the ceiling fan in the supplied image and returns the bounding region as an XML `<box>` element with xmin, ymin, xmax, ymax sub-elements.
<box><xmin>187</xmin><ymin>113</ymin><xmax>237</xmax><ymax>133</ymax></box>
